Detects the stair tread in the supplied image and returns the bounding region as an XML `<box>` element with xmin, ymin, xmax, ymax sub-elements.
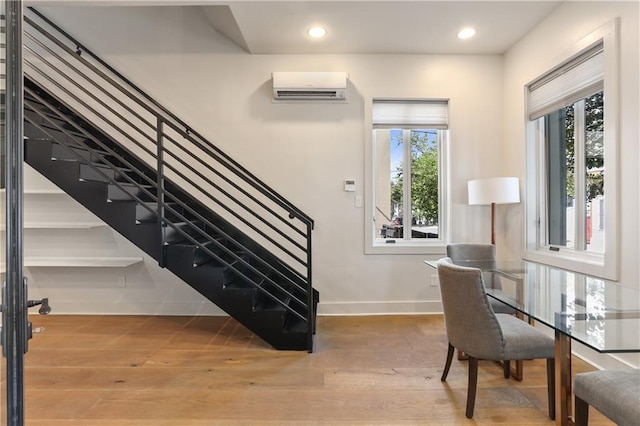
<box><xmin>255</xmin><ymin>293</ymin><xmax>290</xmax><ymax>312</ymax></box>
<box><xmin>110</xmin><ymin>181</ymin><xmax>154</xmax><ymax>188</ymax></box>
<box><xmin>86</xmin><ymin>162</ymin><xmax>134</xmax><ymax>173</ymax></box>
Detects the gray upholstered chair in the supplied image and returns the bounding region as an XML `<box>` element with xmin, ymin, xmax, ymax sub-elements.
<box><xmin>574</xmin><ymin>369</ymin><xmax>640</xmax><ymax>426</ymax></box>
<box><xmin>436</xmin><ymin>258</ymin><xmax>555</xmax><ymax>419</ymax></box>
<box><xmin>446</xmin><ymin>243</ymin><xmax>515</xmax><ymax>315</ymax></box>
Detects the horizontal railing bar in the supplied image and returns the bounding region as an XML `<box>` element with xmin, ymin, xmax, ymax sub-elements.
<box><xmin>161</xmin><ymin>214</ymin><xmax>308</xmax><ymax>311</ymax></box>
<box><xmin>26</xmin><ymin>21</ymin><xmax>311</xmax><ymax>235</ymax></box>
<box><xmin>24</xmin><ymin>8</ymin><xmax>315</xmax><ymax>344</ymax></box>
<box><xmin>159</xmin><ymin>156</ymin><xmax>308</xmax><ymax>267</ymax></box>
<box><xmin>23</xmin><ymin>63</ymin><xmax>158</xmax><ymax>164</ymax></box>
<box><xmin>161</xmin><ymin>144</ymin><xmax>306</xmax><ymax>244</ymax></box>
<box><xmin>23</xmin><ymin>29</ymin><xmax>157</xmax><ymax>135</ymax></box>
<box><xmin>160</xmin><ymin>190</ymin><xmax>308</xmax><ymax>294</ymax></box>
<box><xmin>26</xmin><ymin>84</ymin><xmax>311</xmax><ymax>293</ymax></box>
<box><xmin>26</xmin><ymin>83</ymin><xmax>308</xmax><ymax>291</ymax></box>
<box><xmin>23</xmin><ymin>84</ymin><xmax>160</xmax><ymax>192</ymax></box>
<box><xmin>23</xmin><ymin>113</ymin><xmax>160</xmax><ymax>210</ymax></box>
<box><xmin>159</xmin><ymin>119</ymin><xmax>312</xmax><ymax>226</ymax></box>
<box><xmin>162</xmin><ymin>131</ymin><xmax>306</xmax><ymax>237</ymax></box>
<box><xmin>24</xmin><ymin>87</ymin><xmax>161</xmax><ymax>203</ymax></box>
<box><xmin>27</xmin><ymin>8</ymin><xmax>313</xmax><ymax>229</ymax></box>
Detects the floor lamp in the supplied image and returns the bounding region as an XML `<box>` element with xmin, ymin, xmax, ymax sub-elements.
<box><xmin>468</xmin><ymin>177</ymin><xmax>520</xmax><ymax>245</ymax></box>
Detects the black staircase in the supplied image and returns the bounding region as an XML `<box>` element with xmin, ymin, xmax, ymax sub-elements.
<box><xmin>19</xmin><ymin>9</ymin><xmax>317</xmax><ymax>351</ymax></box>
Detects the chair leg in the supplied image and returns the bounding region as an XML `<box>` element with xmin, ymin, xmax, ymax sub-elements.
<box><xmin>466</xmin><ymin>356</ymin><xmax>479</xmax><ymax>419</ymax></box>
<box><xmin>574</xmin><ymin>395</ymin><xmax>589</xmax><ymax>426</ymax></box>
<box><xmin>441</xmin><ymin>342</ymin><xmax>455</xmax><ymax>381</ymax></box>
<box><xmin>503</xmin><ymin>360</ymin><xmax>510</xmax><ymax>379</ymax></box>
<box><xmin>546</xmin><ymin>358</ymin><xmax>555</xmax><ymax>420</ymax></box>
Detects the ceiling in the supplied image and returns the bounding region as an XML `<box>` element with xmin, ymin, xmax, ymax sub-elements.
<box><xmin>200</xmin><ymin>1</ymin><xmax>564</xmax><ymax>55</ymax></box>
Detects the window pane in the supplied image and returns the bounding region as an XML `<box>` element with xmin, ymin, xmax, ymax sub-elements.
<box><xmin>585</xmin><ymin>92</ymin><xmax>604</xmax><ymax>254</ymax></box>
<box><xmin>374</xmin><ymin>128</ymin><xmax>440</xmax><ymax>240</ymax></box>
<box><xmin>544</xmin><ymin>91</ymin><xmax>604</xmax><ymax>253</ymax></box>
<box><xmin>374</xmin><ymin>129</ymin><xmax>402</xmax><ymax>238</ymax></box>
<box><xmin>546</xmin><ymin>105</ymin><xmax>574</xmax><ymax>247</ymax></box>
<box><xmin>410</xmin><ymin>130</ymin><xmax>439</xmax><ymax>239</ymax></box>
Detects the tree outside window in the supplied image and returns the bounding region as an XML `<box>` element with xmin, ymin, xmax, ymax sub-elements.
<box><xmin>545</xmin><ymin>91</ymin><xmax>604</xmax><ymax>252</ymax></box>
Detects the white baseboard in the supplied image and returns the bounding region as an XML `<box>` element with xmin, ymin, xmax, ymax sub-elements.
<box><xmin>572</xmin><ymin>341</ymin><xmax>640</xmax><ymax>370</ymax></box>
<box><xmin>317</xmin><ymin>300</ymin><xmax>443</xmax><ymax>316</ymax></box>
<box><xmin>32</xmin><ymin>300</ymin><xmax>226</xmax><ymax>316</ymax></box>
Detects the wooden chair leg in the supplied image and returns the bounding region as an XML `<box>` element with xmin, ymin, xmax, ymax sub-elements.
<box><xmin>465</xmin><ymin>356</ymin><xmax>478</xmax><ymax>419</ymax></box>
<box><xmin>503</xmin><ymin>360</ymin><xmax>511</xmax><ymax>379</ymax></box>
<box><xmin>547</xmin><ymin>358</ymin><xmax>555</xmax><ymax>420</ymax></box>
<box><xmin>441</xmin><ymin>342</ymin><xmax>455</xmax><ymax>381</ymax></box>
<box><xmin>574</xmin><ymin>395</ymin><xmax>589</xmax><ymax>426</ymax></box>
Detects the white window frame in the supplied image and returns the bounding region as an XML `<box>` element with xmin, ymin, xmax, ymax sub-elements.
<box><xmin>524</xmin><ymin>20</ymin><xmax>619</xmax><ymax>280</ymax></box>
<box><xmin>364</xmin><ymin>98</ymin><xmax>450</xmax><ymax>255</ymax></box>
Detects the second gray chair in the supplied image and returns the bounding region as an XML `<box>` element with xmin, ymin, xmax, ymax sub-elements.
<box><xmin>574</xmin><ymin>369</ymin><xmax>640</xmax><ymax>426</ymax></box>
<box><xmin>446</xmin><ymin>243</ymin><xmax>516</xmax><ymax>315</ymax></box>
<box><xmin>437</xmin><ymin>258</ymin><xmax>555</xmax><ymax>419</ymax></box>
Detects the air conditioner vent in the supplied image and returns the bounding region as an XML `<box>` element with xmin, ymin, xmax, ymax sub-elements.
<box><xmin>272</xmin><ymin>72</ymin><xmax>348</xmax><ymax>101</ymax></box>
<box><xmin>276</xmin><ymin>90</ymin><xmax>340</xmax><ymax>98</ymax></box>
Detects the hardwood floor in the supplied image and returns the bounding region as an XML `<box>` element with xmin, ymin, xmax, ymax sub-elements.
<box><xmin>1</xmin><ymin>314</ymin><xmax>613</xmax><ymax>425</ymax></box>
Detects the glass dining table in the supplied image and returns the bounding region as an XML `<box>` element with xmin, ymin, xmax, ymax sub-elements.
<box><xmin>424</xmin><ymin>258</ymin><xmax>640</xmax><ymax>426</ymax></box>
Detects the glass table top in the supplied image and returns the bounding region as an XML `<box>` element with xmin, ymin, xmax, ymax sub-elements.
<box><xmin>424</xmin><ymin>259</ymin><xmax>640</xmax><ymax>353</ymax></box>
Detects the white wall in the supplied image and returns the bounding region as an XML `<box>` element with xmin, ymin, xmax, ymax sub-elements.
<box><xmin>28</xmin><ymin>5</ymin><xmax>503</xmax><ymax>316</ymax></box>
<box><xmin>502</xmin><ymin>1</ymin><xmax>639</xmax><ymax>289</ymax></box>
<box><xmin>502</xmin><ymin>1</ymin><xmax>640</xmax><ymax>368</ymax></box>
<box><xmin>28</xmin><ymin>3</ymin><xmax>638</xmax><ymax>320</ymax></box>
<box><xmin>18</xmin><ymin>2</ymin><xmax>640</xmax><ymax>369</ymax></box>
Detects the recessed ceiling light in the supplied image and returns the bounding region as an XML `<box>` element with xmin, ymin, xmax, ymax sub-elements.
<box><xmin>307</xmin><ymin>27</ymin><xmax>327</xmax><ymax>38</ymax></box>
<box><xmin>457</xmin><ymin>27</ymin><xmax>476</xmax><ymax>40</ymax></box>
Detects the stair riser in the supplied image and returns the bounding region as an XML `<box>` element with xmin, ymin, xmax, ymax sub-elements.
<box><xmin>107</xmin><ymin>183</ymin><xmax>154</xmax><ymax>202</ymax></box>
<box><xmin>163</xmin><ymin>221</ymin><xmax>207</xmax><ymax>245</ymax></box>
<box><xmin>136</xmin><ymin>203</ymin><xmax>183</xmax><ymax>223</ymax></box>
<box><xmin>192</xmin><ymin>242</ymin><xmax>224</xmax><ymax>266</ymax></box>
<box><xmin>51</xmin><ymin>142</ymin><xmax>104</xmax><ymax>163</ymax></box>
<box><xmin>25</xmin><ymin>121</ymin><xmax>80</xmax><ymax>148</ymax></box>
<box><xmin>79</xmin><ymin>163</ymin><xmax>138</xmax><ymax>184</ymax></box>
<box><xmin>24</xmin><ymin>110</ymin><xmax>88</xmax><ymax>140</ymax></box>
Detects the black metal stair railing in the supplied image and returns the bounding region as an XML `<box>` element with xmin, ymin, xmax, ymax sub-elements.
<box><xmin>22</xmin><ymin>8</ymin><xmax>316</xmax><ymax>349</ymax></box>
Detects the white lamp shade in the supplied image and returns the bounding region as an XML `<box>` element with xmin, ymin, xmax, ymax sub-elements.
<box><xmin>468</xmin><ymin>177</ymin><xmax>520</xmax><ymax>205</ymax></box>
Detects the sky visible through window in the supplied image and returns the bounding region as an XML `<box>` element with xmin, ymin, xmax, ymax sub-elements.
<box><xmin>389</xmin><ymin>129</ymin><xmax>438</xmax><ymax>180</ymax></box>
<box><xmin>390</xmin><ymin>129</ymin><xmax>403</xmax><ymax>179</ymax></box>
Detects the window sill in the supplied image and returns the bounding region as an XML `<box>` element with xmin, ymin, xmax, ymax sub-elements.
<box><xmin>367</xmin><ymin>240</ymin><xmax>447</xmax><ymax>255</ymax></box>
<box><xmin>523</xmin><ymin>248</ymin><xmax>615</xmax><ymax>281</ymax></box>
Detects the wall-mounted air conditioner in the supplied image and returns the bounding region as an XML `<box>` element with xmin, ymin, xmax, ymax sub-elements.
<box><xmin>272</xmin><ymin>71</ymin><xmax>348</xmax><ymax>101</ymax></box>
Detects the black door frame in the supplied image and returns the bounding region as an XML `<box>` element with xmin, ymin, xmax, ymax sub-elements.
<box><xmin>3</xmin><ymin>1</ymin><xmax>27</xmax><ymax>424</ymax></box>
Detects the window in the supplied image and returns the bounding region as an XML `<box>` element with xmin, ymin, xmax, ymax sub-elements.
<box><xmin>366</xmin><ymin>100</ymin><xmax>449</xmax><ymax>254</ymax></box>
<box><xmin>543</xmin><ymin>91</ymin><xmax>604</xmax><ymax>254</ymax></box>
<box><xmin>525</xmin><ymin>22</ymin><xmax>619</xmax><ymax>279</ymax></box>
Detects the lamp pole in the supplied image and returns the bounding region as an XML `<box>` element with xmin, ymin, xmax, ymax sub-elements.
<box><xmin>490</xmin><ymin>202</ymin><xmax>496</xmax><ymax>245</ymax></box>
<box><xmin>468</xmin><ymin>177</ymin><xmax>520</xmax><ymax>247</ymax></box>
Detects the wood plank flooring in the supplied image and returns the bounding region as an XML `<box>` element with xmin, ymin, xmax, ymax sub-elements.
<box><xmin>0</xmin><ymin>314</ymin><xmax>614</xmax><ymax>425</ymax></box>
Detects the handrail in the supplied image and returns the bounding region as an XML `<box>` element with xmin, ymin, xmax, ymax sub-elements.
<box><xmin>23</xmin><ymin>8</ymin><xmax>316</xmax><ymax>350</ymax></box>
<box><xmin>26</xmin><ymin>8</ymin><xmax>314</xmax><ymax>228</ymax></box>
<box><xmin>25</xmin><ymin>74</ymin><xmax>306</xmax><ymax>290</ymax></box>
<box><xmin>24</xmin><ymin>80</ymin><xmax>308</xmax><ymax>296</ymax></box>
